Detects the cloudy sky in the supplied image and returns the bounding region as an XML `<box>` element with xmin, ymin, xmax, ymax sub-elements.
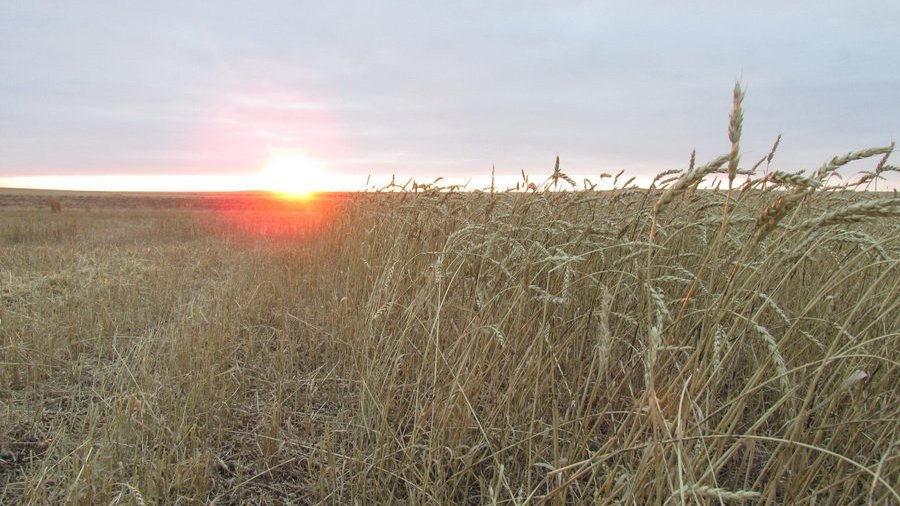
<box><xmin>1</xmin><ymin>1</ymin><xmax>898</xmax><ymax>190</ymax></box>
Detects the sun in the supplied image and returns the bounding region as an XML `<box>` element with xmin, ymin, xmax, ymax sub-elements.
<box><xmin>260</xmin><ymin>150</ymin><xmax>324</xmax><ymax>199</ymax></box>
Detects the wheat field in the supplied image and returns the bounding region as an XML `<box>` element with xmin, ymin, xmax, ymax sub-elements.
<box><xmin>2</xmin><ymin>91</ymin><xmax>899</xmax><ymax>504</ymax></box>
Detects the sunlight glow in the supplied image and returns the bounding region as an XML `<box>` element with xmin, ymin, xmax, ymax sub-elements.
<box><xmin>259</xmin><ymin>150</ymin><xmax>324</xmax><ymax>200</ymax></box>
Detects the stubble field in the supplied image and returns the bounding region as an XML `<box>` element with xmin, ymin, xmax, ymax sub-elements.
<box><xmin>2</xmin><ymin>142</ymin><xmax>899</xmax><ymax>502</ymax></box>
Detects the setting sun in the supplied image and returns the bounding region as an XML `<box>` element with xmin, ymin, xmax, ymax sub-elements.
<box><xmin>260</xmin><ymin>150</ymin><xmax>324</xmax><ymax>199</ymax></box>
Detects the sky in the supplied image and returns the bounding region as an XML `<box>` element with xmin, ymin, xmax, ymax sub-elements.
<box><xmin>1</xmin><ymin>1</ymin><xmax>898</xmax><ymax>191</ymax></box>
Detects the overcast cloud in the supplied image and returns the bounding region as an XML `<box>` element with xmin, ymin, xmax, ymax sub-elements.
<box><xmin>1</xmin><ymin>1</ymin><xmax>898</xmax><ymax>188</ymax></box>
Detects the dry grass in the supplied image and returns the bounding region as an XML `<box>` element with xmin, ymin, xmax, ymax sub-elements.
<box><xmin>2</xmin><ymin>89</ymin><xmax>899</xmax><ymax>504</ymax></box>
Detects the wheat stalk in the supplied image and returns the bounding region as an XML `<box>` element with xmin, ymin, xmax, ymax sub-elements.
<box><xmin>673</xmin><ymin>484</ymin><xmax>761</xmax><ymax>502</ymax></box>
<box><xmin>753</xmin><ymin>321</ymin><xmax>790</xmax><ymax>395</ymax></box>
<box><xmin>754</xmin><ymin>190</ymin><xmax>806</xmax><ymax>241</ymax></box>
<box><xmin>763</xmin><ymin>171</ymin><xmax>821</xmax><ymax>189</ymax></box>
<box><xmin>813</xmin><ymin>145</ymin><xmax>895</xmax><ymax>183</ymax></box>
<box><xmin>797</xmin><ymin>199</ymin><xmax>900</xmax><ymax>229</ymax></box>
<box><xmin>654</xmin><ymin>154</ymin><xmax>731</xmax><ymax>216</ymax></box>
<box><xmin>727</xmin><ymin>82</ymin><xmax>744</xmax><ymax>185</ymax></box>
